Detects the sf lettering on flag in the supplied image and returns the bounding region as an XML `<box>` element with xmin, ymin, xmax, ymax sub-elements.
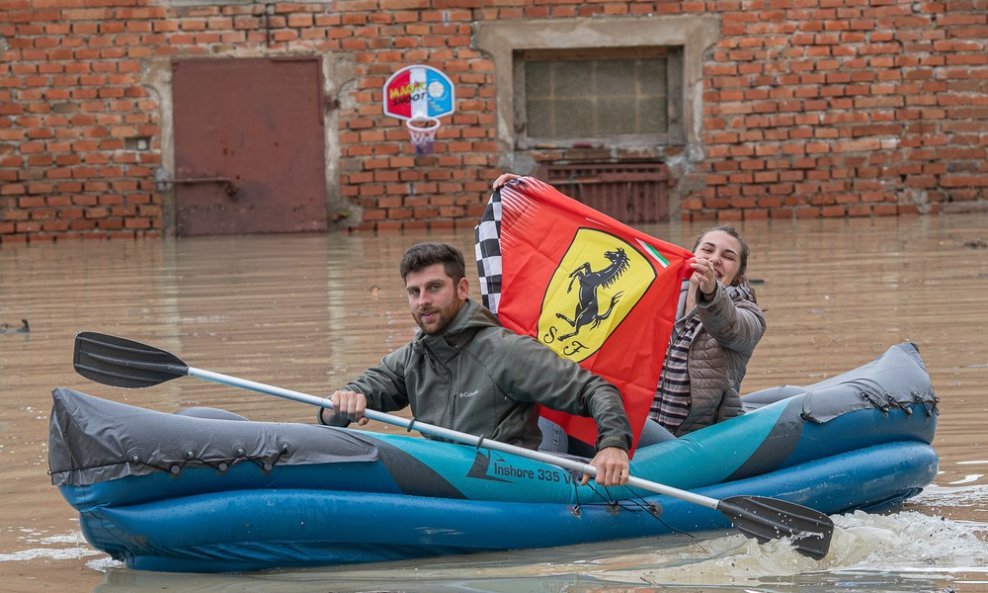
<box><xmin>474</xmin><ymin>177</ymin><xmax>692</xmax><ymax>451</ymax></box>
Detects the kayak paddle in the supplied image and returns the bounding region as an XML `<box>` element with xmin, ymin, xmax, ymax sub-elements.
<box><xmin>72</xmin><ymin>331</ymin><xmax>835</xmax><ymax>559</ymax></box>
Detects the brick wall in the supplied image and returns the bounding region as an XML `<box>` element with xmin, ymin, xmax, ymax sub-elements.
<box><xmin>691</xmin><ymin>0</ymin><xmax>988</xmax><ymax>222</ymax></box>
<box><xmin>1</xmin><ymin>0</ymin><xmax>986</xmax><ymax>242</ymax></box>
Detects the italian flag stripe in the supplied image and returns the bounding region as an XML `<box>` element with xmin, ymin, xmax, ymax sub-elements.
<box><xmin>638</xmin><ymin>239</ymin><xmax>670</xmax><ymax>268</ymax></box>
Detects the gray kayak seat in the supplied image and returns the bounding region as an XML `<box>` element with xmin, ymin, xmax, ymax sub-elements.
<box><xmin>742</xmin><ymin>342</ymin><xmax>936</xmax><ymax>421</ymax></box>
<box><xmin>742</xmin><ymin>385</ymin><xmax>809</xmax><ymax>411</ymax></box>
<box><xmin>48</xmin><ymin>388</ymin><xmax>380</xmax><ymax>487</ymax></box>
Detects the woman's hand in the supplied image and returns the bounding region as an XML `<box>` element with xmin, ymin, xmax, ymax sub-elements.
<box><xmin>689</xmin><ymin>257</ymin><xmax>718</xmax><ymax>297</ymax></box>
<box><xmin>492</xmin><ymin>173</ymin><xmax>521</xmax><ymax>190</ymax></box>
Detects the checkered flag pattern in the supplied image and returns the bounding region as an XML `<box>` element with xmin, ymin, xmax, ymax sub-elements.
<box><xmin>474</xmin><ymin>189</ymin><xmax>503</xmax><ymax>315</ymax></box>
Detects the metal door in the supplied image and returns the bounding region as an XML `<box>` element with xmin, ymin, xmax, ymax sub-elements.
<box><xmin>539</xmin><ymin>162</ymin><xmax>671</xmax><ymax>224</ymax></box>
<box><xmin>172</xmin><ymin>58</ymin><xmax>327</xmax><ymax>235</ymax></box>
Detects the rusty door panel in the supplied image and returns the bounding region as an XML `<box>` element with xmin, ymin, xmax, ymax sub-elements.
<box><xmin>540</xmin><ymin>163</ymin><xmax>670</xmax><ymax>224</ymax></box>
<box><xmin>172</xmin><ymin>57</ymin><xmax>327</xmax><ymax>236</ymax></box>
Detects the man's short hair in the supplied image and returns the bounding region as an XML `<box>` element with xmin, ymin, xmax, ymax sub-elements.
<box><xmin>399</xmin><ymin>243</ymin><xmax>466</xmax><ymax>283</ymax></box>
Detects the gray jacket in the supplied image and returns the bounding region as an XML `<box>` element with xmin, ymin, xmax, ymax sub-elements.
<box><xmin>321</xmin><ymin>298</ymin><xmax>632</xmax><ymax>451</ymax></box>
<box><xmin>674</xmin><ymin>282</ymin><xmax>766</xmax><ymax>436</ymax></box>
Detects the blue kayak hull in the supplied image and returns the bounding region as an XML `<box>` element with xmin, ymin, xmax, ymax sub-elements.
<box><xmin>78</xmin><ymin>442</ymin><xmax>936</xmax><ymax>572</ymax></box>
<box><xmin>50</xmin><ymin>343</ymin><xmax>939</xmax><ymax>572</ymax></box>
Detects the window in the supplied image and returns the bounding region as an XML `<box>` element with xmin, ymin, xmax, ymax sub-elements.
<box><xmin>475</xmin><ymin>16</ymin><xmax>717</xmax><ymax>154</ymax></box>
<box><xmin>516</xmin><ymin>47</ymin><xmax>682</xmax><ymax>148</ymax></box>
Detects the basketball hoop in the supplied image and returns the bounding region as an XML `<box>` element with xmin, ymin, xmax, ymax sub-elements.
<box><xmin>406</xmin><ymin>116</ymin><xmax>441</xmax><ymax>156</ymax></box>
<box><xmin>384</xmin><ymin>65</ymin><xmax>454</xmax><ymax>156</ymax></box>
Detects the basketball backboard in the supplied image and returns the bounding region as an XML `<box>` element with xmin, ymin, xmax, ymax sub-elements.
<box><xmin>383</xmin><ymin>64</ymin><xmax>455</xmax><ymax>121</ymax></box>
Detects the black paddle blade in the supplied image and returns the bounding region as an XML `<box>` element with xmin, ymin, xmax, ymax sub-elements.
<box><xmin>74</xmin><ymin>332</ymin><xmax>189</xmax><ymax>388</ymax></box>
<box><xmin>719</xmin><ymin>495</ymin><xmax>834</xmax><ymax>560</ymax></box>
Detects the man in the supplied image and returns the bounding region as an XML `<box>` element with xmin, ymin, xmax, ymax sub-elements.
<box><xmin>320</xmin><ymin>242</ymin><xmax>631</xmax><ymax>486</ymax></box>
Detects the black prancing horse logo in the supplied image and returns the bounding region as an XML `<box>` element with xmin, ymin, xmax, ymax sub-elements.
<box><xmin>555</xmin><ymin>247</ymin><xmax>629</xmax><ymax>340</ymax></box>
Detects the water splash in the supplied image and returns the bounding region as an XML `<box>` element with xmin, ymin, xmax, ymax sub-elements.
<box><xmin>625</xmin><ymin>510</ymin><xmax>988</xmax><ymax>588</ymax></box>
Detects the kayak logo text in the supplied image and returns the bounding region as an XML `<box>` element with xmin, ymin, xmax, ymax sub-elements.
<box><xmin>467</xmin><ymin>451</ymin><xmax>574</xmax><ymax>485</ymax></box>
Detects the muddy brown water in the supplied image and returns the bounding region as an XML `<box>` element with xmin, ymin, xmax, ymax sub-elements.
<box><xmin>1</xmin><ymin>213</ymin><xmax>986</xmax><ymax>593</ymax></box>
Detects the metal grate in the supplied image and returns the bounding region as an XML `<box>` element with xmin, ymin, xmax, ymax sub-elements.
<box><xmin>540</xmin><ymin>162</ymin><xmax>670</xmax><ymax>224</ymax></box>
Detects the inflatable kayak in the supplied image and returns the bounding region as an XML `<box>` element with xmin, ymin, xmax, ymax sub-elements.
<box><xmin>49</xmin><ymin>342</ymin><xmax>938</xmax><ymax>572</ymax></box>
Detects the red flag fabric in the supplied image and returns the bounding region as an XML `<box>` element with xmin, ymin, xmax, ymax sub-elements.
<box><xmin>475</xmin><ymin>177</ymin><xmax>693</xmax><ymax>453</ymax></box>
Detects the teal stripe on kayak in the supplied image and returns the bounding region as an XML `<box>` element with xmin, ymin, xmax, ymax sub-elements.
<box><xmin>368</xmin><ymin>432</ymin><xmax>580</xmax><ymax>502</ymax></box>
<box><xmin>629</xmin><ymin>399</ymin><xmax>791</xmax><ymax>491</ymax></box>
<box><xmin>368</xmin><ymin>399</ymin><xmax>790</xmax><ymax>504</ymax></box>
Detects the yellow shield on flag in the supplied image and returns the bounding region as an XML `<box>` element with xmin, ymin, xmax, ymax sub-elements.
<box><xmin>537</xmin><ymin>228</ymin><xmax>657</xmax><ymax>363</ymax></box>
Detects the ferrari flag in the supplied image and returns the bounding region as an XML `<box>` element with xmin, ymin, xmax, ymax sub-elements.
<box><xmin>475</xmin><ymin>177</ymin><xmax>693</xmax><ymax>451</ymax></box>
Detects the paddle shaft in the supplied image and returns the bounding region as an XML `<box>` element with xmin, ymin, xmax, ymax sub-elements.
<box><xmin>188</xmin><ymin>366</ymin><xmax>720</xmax><ymax>510</ymax></box>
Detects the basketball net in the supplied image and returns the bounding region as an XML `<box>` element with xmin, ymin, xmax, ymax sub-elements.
<box><xmin>406</xmin><ymin>116</ymin><xmax>441</xmax><ymax>156</ymax></box>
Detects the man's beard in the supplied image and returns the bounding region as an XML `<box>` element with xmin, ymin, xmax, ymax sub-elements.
<box><xmin>414</xmin><ymin>308</ymin><xmax>451</xmax><ymax>335</ymax></box>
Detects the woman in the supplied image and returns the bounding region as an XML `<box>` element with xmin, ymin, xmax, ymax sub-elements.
<box><xmin>639</xmin><ymin>224</ymin><xmax>766</xmax><ymax>445</ymax></box>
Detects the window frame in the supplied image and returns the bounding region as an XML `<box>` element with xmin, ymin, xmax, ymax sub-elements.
<box><xmin>475</xmin><ymin>15</ymin><xmax>719</xmax><ymax>156</ymax></box>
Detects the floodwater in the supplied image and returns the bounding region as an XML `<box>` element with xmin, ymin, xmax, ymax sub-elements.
<box><xmin>1</xmin><ymin>212</ymin><xmax>987</xmax><ymax>593</ymax></box>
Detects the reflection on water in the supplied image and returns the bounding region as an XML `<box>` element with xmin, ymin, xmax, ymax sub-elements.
<box><xmin>2</xmin><ymin>212</ymin><xmax>988</xmax><ymax>593</ymax></box>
